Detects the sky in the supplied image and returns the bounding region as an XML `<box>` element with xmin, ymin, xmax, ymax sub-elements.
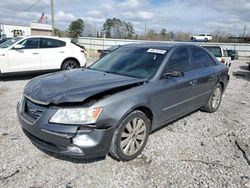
<box><xmin>0</xmin><ymin>0</ymin><xmax>249</xmax><ymax>36</ymax></box>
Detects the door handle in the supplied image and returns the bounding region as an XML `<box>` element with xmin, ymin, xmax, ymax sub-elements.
<box><xmin>32</xmin><ymin>52</ymin><xmax>39</xmax><ymax>55</ymax></box>
<box><xmin>59</xmin><ymin>51</ymin><xmax>65</xmax><ymax>53</ymax></box>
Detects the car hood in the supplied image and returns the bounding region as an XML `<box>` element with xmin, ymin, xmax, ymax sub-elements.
<box><xmin>24</xmin><ymin>69</ymin><xmax>146</xmax><ymax>105</ymax></box>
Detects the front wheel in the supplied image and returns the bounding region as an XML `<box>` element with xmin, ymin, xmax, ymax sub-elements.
<box><xmin>61</xmin><ymin>60</ymin><xmax>79</xmax><ymax>70</ymax></box>
<box><xmin>109</xmin><ymin>110</ymin><xmax>151</xmax><ymax>161</ymax></box>
<box><xmin>203</xmin><ymin>84</ymin><xmax>223</xmax><ymax>113</ymax></box>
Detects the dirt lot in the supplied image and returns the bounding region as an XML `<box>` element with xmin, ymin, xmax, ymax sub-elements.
<box><xmin>0</xmin><ymin>59</ymin><xmax>249</xmax><ymax>188</ymax></box>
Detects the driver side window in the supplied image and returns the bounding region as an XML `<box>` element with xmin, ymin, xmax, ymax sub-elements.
<box><xmin>166</xmin><ymin>47</ymin><xmax>191</xmax><ymax>73</ymax></box>
<box><xmin>18</xmin><ymin>38</ymin><xmax>40</xmax><ymax>49</ymax></box>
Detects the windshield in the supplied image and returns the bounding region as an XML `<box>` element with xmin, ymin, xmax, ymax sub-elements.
<box><xmin>0</xmin><ymin>37</ymin><xmax>22</xmax><ymax>48</ymax></box>
<box><xmin>90</xmin><ymin>46</ymin><xmax>168</xmax><ymax>79</ymax></box>
<box><xmin>203</xmin><ymin>46</ymin><xmax>222</xmax><ymax>57</ymax></box>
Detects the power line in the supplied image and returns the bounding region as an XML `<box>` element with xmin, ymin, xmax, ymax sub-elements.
<box><xmin>23</xmin><ymin>0</ymin><xmax>41</xmax><ymax>12</ymax></box>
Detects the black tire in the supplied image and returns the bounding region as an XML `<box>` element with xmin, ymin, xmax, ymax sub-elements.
<box><xmin>204</xmin><ymin>38</ymin><xmax>208</xmax><ymax>42</ymax></box>
<box><xmin>109</xmin><ymin>110</ymin><xmax>151</xmax><ymax>161</ymax></box>
<box><xmin>203</xmin><ymin>84</ymin><xmax>223</xmax><ymax>113</ymax></box>
<box><xmin>61</xmin><ymin>60</ymin><xmax>79</xmax><ymax>70</ymax></box>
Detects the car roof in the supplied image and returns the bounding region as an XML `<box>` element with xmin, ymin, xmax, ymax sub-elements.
<box><xmin>124</xmin><ymin>42</ymin><xmax>199</xmax><ymax>49</ymax></box>
<box><xmin>21</xmin><ymin>35</ymin><xmax>68</xmax><ymax>42</ymax></box>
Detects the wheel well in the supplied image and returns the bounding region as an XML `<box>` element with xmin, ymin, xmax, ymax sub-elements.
<box><xmin>134</xmin><ymin>106</ymin><xmax>154</xmax><ymax>123</ymax></box>
<box><xmin>61</xmin><ymin>57</ymin><xmax>80</xmax><ymax>69</ymax></box>
<box><xmin>219</xmin><ymin>81</ymin><xmax>224</xmax><ymax>91</ymax></box>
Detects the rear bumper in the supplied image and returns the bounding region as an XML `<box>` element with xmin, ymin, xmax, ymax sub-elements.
<box><xmin>17</xmin><ymin>104</ymin><xmax>114</xmax><ymax>159</ymax></box>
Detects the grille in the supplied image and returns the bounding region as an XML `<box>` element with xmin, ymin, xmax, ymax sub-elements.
<box><xmin>25</xmin><ymin>99</ymin><xmax>45</xmax><ymax>122</ymax></box>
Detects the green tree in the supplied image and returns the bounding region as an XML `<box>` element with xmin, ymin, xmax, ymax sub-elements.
<box><xmin>102</xmin><ymin>18</ymin><xmax>135</xmax><ymax>39</ymax></box>
<box><xmin>125</xmin><ymin>22</ymin><xmax>135</xmax><ymax>39</ymax></box>
<box><xmin>160</xmin><ymin>28</ymin><xmax>167</xmax><ymax>40</ymax></box>
<box><xmin>54</xmin><ymin>28</ymin><xmax>62</xmax><ymax>37</ymax></box>
<box><xmin>103</xmin><ymin>19</ymin><xmax>113</xmax><ymax>38</ymax></box>
<box><xmin>68</xmin><ymin>19</ymin><xmax>84</xmax><ymax>38</ymax></box>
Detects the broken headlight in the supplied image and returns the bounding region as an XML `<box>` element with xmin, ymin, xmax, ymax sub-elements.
<box><xmin>49</xmin><ymin>107</ymin><xmax>103</xmax><ymax>125</ymax></box>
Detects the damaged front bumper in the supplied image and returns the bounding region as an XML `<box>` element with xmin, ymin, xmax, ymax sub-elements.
<box><xmin>17</xmin><ymin>99</ymin><xmax>114</xmax><ymax>159</ymax></box>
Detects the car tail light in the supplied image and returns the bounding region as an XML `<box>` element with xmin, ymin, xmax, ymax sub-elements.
<box><xmin>221</xmin><ymin>57</ymin><xmax>225</xmax><ymax>64</ymax></box>
<box><xmin>81</xmin><ymin>50</ymin><xmax>87</xmax><ymax>55</ymax></box>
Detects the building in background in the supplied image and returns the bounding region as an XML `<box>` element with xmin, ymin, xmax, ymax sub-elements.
<box><xmin>0</xmin><ymin>23</ymin><xmax>52</xmax><ymax>38</ymax></box>
<box><xmin>30</xmin><ymin>23</ymin><xmax>52</xmax><ymax>36</ymax></box>
<box><xmin>0</xmin><ymin>24</ymin><xmax>30</xmax><ymax>37</ymax></box>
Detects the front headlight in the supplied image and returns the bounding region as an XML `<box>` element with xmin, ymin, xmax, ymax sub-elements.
<box><xmin>49</xmin><ymin>107</ymin><xmax>103</xmax><ymax>125</ymax></box>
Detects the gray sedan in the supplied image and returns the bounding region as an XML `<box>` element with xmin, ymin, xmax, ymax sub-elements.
<box><xmin>17</xmin><ymin>43</ymin><xmax>229</xmax><ymax>161</ymax></box>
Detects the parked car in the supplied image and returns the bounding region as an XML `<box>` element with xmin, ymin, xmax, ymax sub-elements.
<box><xmin>0</xmin><ymin>37</ymin><xmax>13</xmax><ymax>44</ymax></box>
<box><xmin>0</xmin><ymin>37</ymin><xmax>21</xmax><ymax>47</ymax></box>
<box><xmin>98</xmin><ymin>45</ymin><xmax>121</xmax><ymax>58</ymax></box>
<box><xmin>191</xmin><ymin>34</ymin><xmax>212</xmax><ymax>42</ymax></box>
<box><xmin>0</xmin><ymin>36</ymin><xmax>86</xmax><ymax>76</ymax></box>
<box><xmin>17</xmin><ymin>43</ymin><xmax>229</xmax><ymax>161</ymax></box>
<box><xmin>227</xmin><ymin>49</ymin><xmax>239</xmax><ymax>60</ymax></box>
<box><xmin>202</xmin><ymin>45</ymin><xmax>231</xmax><ymax>66</ymax></box>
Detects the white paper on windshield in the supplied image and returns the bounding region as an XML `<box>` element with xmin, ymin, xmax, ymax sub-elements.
<box><xmin>147</xmin><ymin>48</ymin><xmax>167</xmax><ymax>54</ymax></box>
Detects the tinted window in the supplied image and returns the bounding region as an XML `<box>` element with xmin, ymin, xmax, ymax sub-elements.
<box><xmin>18</xmin><ymin>38</ymin><xmax>39</xmax><ymax>49</ymax></box>
<box><xmin>90</xmin><ymin>47</ymin><xmax>168</xmax><ymax>79</ymax></box>
<box><xmin>203</xmin><ymin>46</ymin><xmax>222</xmax><ymax>57</ymax></box>
<box><xmin>166</xmin><ymin>48</ymin><xmax>191</xmax><ymax>72</ymax></box>
<box><xmin>40</xmin><ymin>38</ymin><xmax>66</xmax><ymax>48</ymax></box>
<box><xmin>190</xmin><ymin>47</ymin><xmax>216</xmax><ymax>70</ymax></box>
<box><xmin>223</xmin><ymin>49</ymin><xmax>228</xmax><ymax>57</ymax></box>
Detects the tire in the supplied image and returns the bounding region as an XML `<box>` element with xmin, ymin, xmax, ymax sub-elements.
<box><xmin>109</xmin><ymin>110</ymin><xmax>151</xmax><ymax>161</ymax></box>
<box><xmin>203</xmin><ymin>84</ymin><xmax>223</xmax><ymax>113</ymax></box>
<box><xmin>61</xmin><ymin>60</ymin><xmax>79</xmax><ymax>70</ymax></box>
<box><xmin>204</xmin><ymin>38</ymin><xmax>208</xmax><ymax>42</ymax></box>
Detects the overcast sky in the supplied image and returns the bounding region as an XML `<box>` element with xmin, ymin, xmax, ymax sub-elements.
<box><xmin>0</xmin><ymin>0</ymin><xmax>249</xmax><ymax>35</ymax></box>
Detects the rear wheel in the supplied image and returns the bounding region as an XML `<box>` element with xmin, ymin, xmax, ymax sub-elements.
<box><xmin>61</xmin><ymin>60</ymin><xmax>79</xmax><ymax>70</ymax></box>
<box><xmin>203</xmin><ymin>84</ymin><xmax>222</xmax><ymax>113</ymax></box>
<box><xmin>109</xmin><ymin>110</ymin><xmax>150</xmax><ymax>161</ymax></box>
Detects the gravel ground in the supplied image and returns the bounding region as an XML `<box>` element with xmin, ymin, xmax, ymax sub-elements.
<box><xmin>0</xmin><ymin>59</ymin><xmax>249</xmax><ymax>188</ymax></box>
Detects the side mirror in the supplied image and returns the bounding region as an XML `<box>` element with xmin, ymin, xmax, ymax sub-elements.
<box><xmin>163</xmin><ymin>70</ymin><xmax>184</xmax><ymax>78</ymax></box>
<box><xmin>13</xmin><ymin>44</ymin><xmax>23</xmax><ymax>49</ymax></box>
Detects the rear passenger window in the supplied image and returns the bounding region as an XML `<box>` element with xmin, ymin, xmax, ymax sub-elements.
<box><xmin>190</xmin><ymin>47</ymin><xmax>216</xmax><ymax>70</ymax></box>
<box><xmin>166</xmin><ymin>48</ymin><xmax>191</xmax><ymax>72</ymax></box>
<box><xmin>40</xmin><ymin>38</ymin><xmax>66</xmax><ymax>48</ymax></box>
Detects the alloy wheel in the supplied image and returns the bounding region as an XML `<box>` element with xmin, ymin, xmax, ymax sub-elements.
<box><xmin>211</xmin><ymin>87</ymin><xmax>222</xmax><ymax>109</ymax></box>
<box><xmin>64</xmin><ymin>61</ymin><xmax>78</xmax><ymax>70</ymax></box>
<box><xmin>120</xmin><ymin>118</ymin><xmax>147</xmax><ymax>156</ymax></box>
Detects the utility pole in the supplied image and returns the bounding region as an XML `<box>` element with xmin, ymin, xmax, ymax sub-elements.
<box><xmin>243</xmin><ymin>26</ymin><xmax>247</xmax><ymax>38</ymax></box>
<box><xmin>144</xmin><ymin>23</ymin><xmax>147</xmax><ymax>37</ymax></box>
<box><xmin>50</xmin><ymin>0</ymin><xmax>55</xmax><ymax>36</ymax></box>
<box><xmin>216</xmin><ymin>27</ymin><xmax>220</xmax><ymax>43</ymax></box>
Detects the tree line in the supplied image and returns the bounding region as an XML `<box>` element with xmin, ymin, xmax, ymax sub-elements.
<box><xmin>55</xmin><ymin>18</ymin><xmax>248</xmax><ymax>43</ymax></box>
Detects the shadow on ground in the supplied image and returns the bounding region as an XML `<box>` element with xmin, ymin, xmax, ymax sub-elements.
<box><xmin>233</xmin><ymin>71</ymin><xmax>250</xmax><ymax>81</ymax></box>
<box><xmin>233</xmin><ymin>62</ymin><xmax>250</xmax><ymax>81</ymax></box>
<box><xmin>0</xmin><ymin>73</ymin><xmax>45</xmax><ymax>82</ymax></box>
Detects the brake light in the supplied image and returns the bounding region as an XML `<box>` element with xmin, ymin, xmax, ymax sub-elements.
<box><xmin>221</xmin><ymin>57</ymin><xmax>225</xmax><ymax>64</ymax></box>
<box><xmin>81</xmin><ymin>50</ymin><xmax>87</xmax><ymax>56</ymax></box>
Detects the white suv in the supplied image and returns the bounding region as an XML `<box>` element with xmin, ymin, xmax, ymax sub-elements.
<box><xmin>0</xmin><ymin>36</ymin><xmax>86</xmax><ymax>75</ymax></box>
<box><xmin>191</xmin><ymin>34</ymin><xmax>212</xmax><ymax>42</ymax></box>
